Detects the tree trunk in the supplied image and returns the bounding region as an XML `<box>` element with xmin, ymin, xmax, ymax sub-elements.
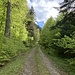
<box><xmin>4</xmin><ymin>1</ymin><xmax>11</xmax><ymax>37</ymax></box>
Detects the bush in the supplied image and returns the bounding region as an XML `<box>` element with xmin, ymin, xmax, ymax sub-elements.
<box><xmin>0</xmin><ymin>36</ymin><xmax>26</xmax><ymax>66</ymax></box>
<box><xmin>54</xmin><ymin>35</ymin><xmax>75</xmax><ymax>57</ymax></box>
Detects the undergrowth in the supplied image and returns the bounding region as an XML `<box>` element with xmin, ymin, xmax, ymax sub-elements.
<box><xmin>0</xmin><ymin>47</ymin><xmax>30</xmax><ymax>75</ymax></box>
<box><xmin>0</xmin><ymin>36</ymin><xmax>28</xmax><ymax>66</ymax></box>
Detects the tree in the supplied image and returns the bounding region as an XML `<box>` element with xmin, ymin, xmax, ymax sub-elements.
<box><xmin>26</xmin><ymin>6</ymin><xmax>37</xmax><ymax>44</ymax></box>
<box><xmin>40</xmin><ymin>17</ymin><xmax>57</xmax><ymax>49</ymax></box>
<box><xmin>40</xmin><ymin>11</ymin><xmax>75</xmax><ymax>58</ymax></box>
<box><xmin>60</xmin><ymin>0</ymin><xmax>75</xmax><ymax>13</ymax></box>
<box><xmin>4</xmin><ymin>1</ymin><xmax>11</xmax><ymax>37</ymax></box>
<box><xmin>0</xmin><ymin>0</ymin><xmax>30</xmax><ymax>65</ymax></box>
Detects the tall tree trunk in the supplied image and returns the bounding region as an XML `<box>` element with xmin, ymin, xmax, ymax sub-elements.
<box><xmin>4</xmin><ymin>1</ymin><xmax>11</xmax><ymax>37</ymax></box>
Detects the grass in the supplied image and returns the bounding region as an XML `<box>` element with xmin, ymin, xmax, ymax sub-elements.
<box><xmin>0</xmin><ymin>47</ymin><xmax>31</xmax><ymax>75</ymax></box>
<box><xmin>34</xmin><ymin>47</ymin><xmax>50</xmax><ymax>75</ymax></box>
<box><xmin>42</xmin><ymin>49</ymin><xmax>75</xmax><ymax>75</ymax></box>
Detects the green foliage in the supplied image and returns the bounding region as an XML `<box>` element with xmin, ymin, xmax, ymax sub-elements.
<box><xmin>0</xmin><ymin>0</ymin><xmax>40</xmax><ymax>66</ymax></box>
<box><xmin>26</xmin><ymin>6</ymin><xmax>41</xmax><ymax>45</ymax></box>
<box><xmin>10</xmin><ymin>0</ymin><xmax>29</xmax><ymax>40</ymax></box>
<box><xmin>54</xmin><ymin>35</ymin><xmax>75</xmax><ymax>57</ymax></box>
<box><xmin>0</xmin><ymin>48</ymin><xmax>30</xmax><ymax>75</ymax></box>
<box><xmin>40</xmin><ymin>12</ymin><xmax>75</xmax><ymax>74</ymax></box>
<box><xmin>54</xmin><ymin>35</ymin><xmax>75</xmax><ymax>49</ymax></box>
<box><xmin>40</xmin><ymin>17</ymin><xmax>60</xmax><ymax>55</ymax></box>
<box><xmin>0</xmin><ymin>0</ymin><xmax>32</xmax><ymax>66</ymax></box>
<box><xmin>40</xmin><ymin>12</ymin><xmax>75</xmax><ymax>57</ymax></box>
<box><xmin>0</xmin><ymin>36</ymin><xmax>27</xmax><ymax>65</ymax></box>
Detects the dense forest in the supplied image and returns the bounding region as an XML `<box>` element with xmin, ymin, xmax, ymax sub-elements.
<box><xmin>40</xmin><ymin>0</ymin><xmax>75</xmax><ymax>74</ymax></box>
<box><xmin>0</xmin><ymin>0</ymin><xmax>40</xmax><ymax>66</ymax></box>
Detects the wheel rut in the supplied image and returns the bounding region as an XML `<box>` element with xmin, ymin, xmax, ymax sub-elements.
<box><xmin>22</xmin><ymin>49</ymin><xmax>35</xmax><ymax>75</ymax></box>
<box><xmin>22</xmin><ymin>48</ymin><xmax>62</xmax><ymax>75</ymax></box>
<box><xmin>39</xmin><ymin>48</ymin><xmax>61</xmax><ymax>75</ymax></box>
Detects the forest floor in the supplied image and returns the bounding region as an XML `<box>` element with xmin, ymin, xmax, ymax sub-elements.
<box><xmin>22</xmin><ymin>47</ymin><xmax>67</xmax><ymax>75</ymax></box>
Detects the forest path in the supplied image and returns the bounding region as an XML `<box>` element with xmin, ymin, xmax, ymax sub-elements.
<box><xmin>22</xmin><ymin>47</ymin><xmax>62</xmax><ymax>75</ymax></box>
<box><xmin>39</xmin><ymin>48</ymin><xmax>61</xmax><ymax>75</ymax></box>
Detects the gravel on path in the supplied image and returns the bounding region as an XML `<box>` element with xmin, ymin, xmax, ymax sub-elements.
<box><xmin>22</xmin><ymin>49</ymin><xmax>35</xmax><ymax>75</ymax></box>
<box><xmin>39</xmin><ymin>48</ymin><xmax>61</xmax><ymax>75</ymax></box>
<box><xmin>22</xmin><ymin>47</ymin><xmax>67</xmax><ymax>75</ymax></box>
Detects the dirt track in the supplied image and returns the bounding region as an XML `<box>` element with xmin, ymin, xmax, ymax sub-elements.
<box><xmin>22</xmin><ymin>48</ymin><xmax>61</xmax><ymax>75</ymax></box>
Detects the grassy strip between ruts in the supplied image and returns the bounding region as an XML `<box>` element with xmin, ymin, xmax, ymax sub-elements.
<box><xmin>34</xmin><ymin>47</ymin><xmax>50</xmax><ymax>75</ymax></box>
<box><xmin>42</xmin><ymin>49</ymin><xmax>75</xmax><ymax>75</ymax></box>
<box><xmin>0</xmin><ymin>47</ymin><xmax>31</xmax><ymax>75</ymax></box>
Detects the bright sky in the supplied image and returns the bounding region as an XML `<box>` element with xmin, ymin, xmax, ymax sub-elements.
<box><xmin>27</xmin><ymin>0</ymin><xmax>64</xmax><ymax>28</ymax></box>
